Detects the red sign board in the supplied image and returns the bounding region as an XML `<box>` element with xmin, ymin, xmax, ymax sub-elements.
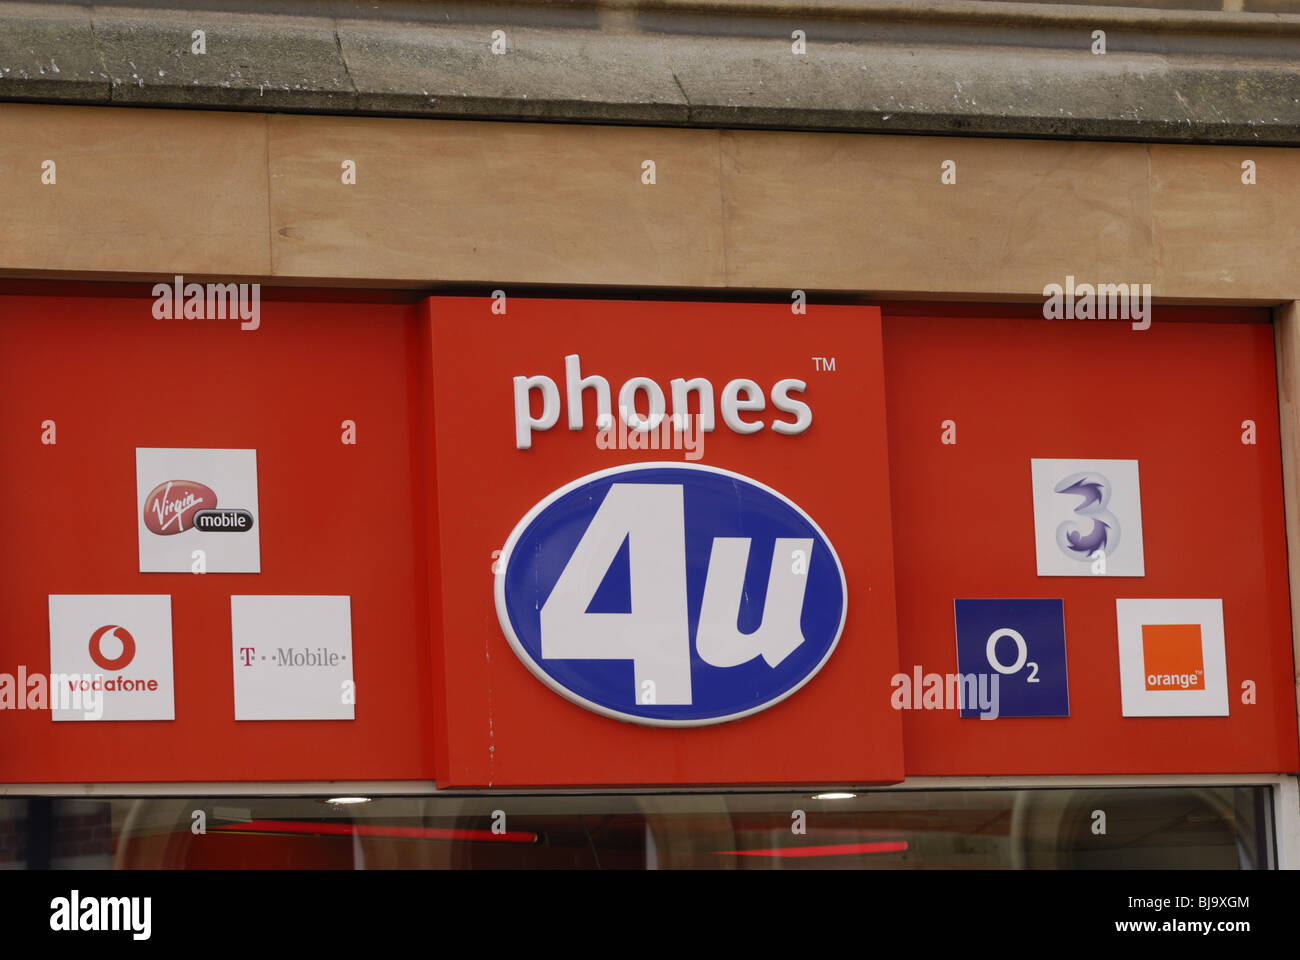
<box><xmin>884</xmin><ymin>310</ymin><xmax>1297</xmax><ymax>775</ymax></box>
<box><xmin>0</xmin><ymin>293</ymin><xmax>434</xmax><ymax>781</ymax></box>
<box><xmin>0</xmin><ymin>290</ymin><xmax>1294</xmax><ymax>786</ymax></box>
<box><xmin>424</xmin><ymin>297</ymin><xmax>906</xmax><ymax>786</ymax></box>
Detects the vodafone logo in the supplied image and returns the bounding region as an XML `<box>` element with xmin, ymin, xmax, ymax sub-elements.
<box><xmin>88</xmin><ymin>625</ymin><xmax>136</xmax><ymax>671</ymax></box>
<box><xmin>49</xmin><ymin>595</ymin><xmax>174</xmax><ymax>720</ymax></box>
<box><xmin>77</xmin><ymin>624</ymin><xmax>158</xmax><ymax>694</ymax></box>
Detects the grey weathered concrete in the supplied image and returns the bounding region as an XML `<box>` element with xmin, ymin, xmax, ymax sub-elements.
<box><xmin>2</xmin><ymin>0</ymin><xmax>1300</xmax><ymax>144</ymax></box>
<box><xmin>93</xmin><ymin>7</ymin><xmax>354</xmax><ymax>111</ymax></box>
<box><xmin>0</xmin><ymin>3</ymin><xmax>110</xmax><ymax>103</ymax></box>
<box><xmin>337</xmin><ymin>19</ymin><xmax>689</xmax><ymax>123</ymax></box>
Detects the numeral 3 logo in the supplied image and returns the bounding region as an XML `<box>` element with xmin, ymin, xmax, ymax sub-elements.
<box><xmin>1053</xmin><ymin>471</ymin><xmax>1120</xmax><ymax>562</ymax></box>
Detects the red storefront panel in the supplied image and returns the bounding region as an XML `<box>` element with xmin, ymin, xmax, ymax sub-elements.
<box><xmin>425</xmin><ymin>297</ymin><xmax>906</xmax><ymax>787</ymax></box>
<box><xmin>0</xmin><ymin>291</ymin><xmax>1293</xmax><ymax>785</ymax></box>
<box><xmin>883</xmin><ymin>308</ymin><xmax>1298</xmax><ymax>775</ymax></box>
<box><xmin>0</xmin><ymin>293</ymin><xmax>434</xmax><ymax>781</ymax></box>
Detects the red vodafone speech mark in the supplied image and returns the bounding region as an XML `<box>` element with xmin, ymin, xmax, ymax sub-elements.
<box><xmin>89</xmin><ymin>625</ymin><xmax>136</xmax><ymax>671</ymax></box>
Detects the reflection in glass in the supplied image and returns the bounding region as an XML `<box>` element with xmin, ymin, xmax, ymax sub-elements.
<box><xmin>0</xmin><ymin>786</ymin><xmax>1274</xmax><ymax>870</ymax></box>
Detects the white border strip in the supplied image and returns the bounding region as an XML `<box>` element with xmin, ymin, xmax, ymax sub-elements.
<box><xmin>1275</xmin><ymin>774</ymin><xmax>1300</xmax><ymax>869</ymax></box>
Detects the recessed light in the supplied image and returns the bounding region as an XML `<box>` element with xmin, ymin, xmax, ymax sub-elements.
<box><xmin>811</xmin><ymin>792</ymin><xmax>857</xmax><ymax>800</ymax></box>
<box><xmin>324</xmin><ymin>797</ymin><xmax>372</xmax><ymax>805</ymax></box>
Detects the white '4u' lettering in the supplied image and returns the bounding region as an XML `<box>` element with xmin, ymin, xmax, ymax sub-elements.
<box><xmin>538</xmin><ymin>483</ymin><xmax>809</xmax><ymax>706</ymax></box>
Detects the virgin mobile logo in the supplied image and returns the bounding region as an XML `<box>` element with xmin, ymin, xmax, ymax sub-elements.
<box><xmin>144</xmin><ymin>480</ymin><xmax>214</xmax><ymax>534</ymax></box>
<box><xmin>143</xmin><ymin>480</ymin><xmax>253</xmax><ymax>535</ymax></box>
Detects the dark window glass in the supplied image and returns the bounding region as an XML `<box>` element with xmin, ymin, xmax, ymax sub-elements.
<box><xmin>0</xmin><ymin>786</ymin><xmax>1275</xmax><ymax>870</ymax></box>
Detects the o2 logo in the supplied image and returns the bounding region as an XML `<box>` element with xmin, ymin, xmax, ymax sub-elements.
<box><xmin>954</xmin><ymin>599</ymin><xmax>1069</xmax><ymax>718</ymax></box>
<box><xmin>1053</xmin><ymin>472</ymin><xmax>1120</xmax><ymax>562</ymax></box>
<box><xmin>494</xmin><ymin>463</ymin><xmax>847</xmax><ymax>726</ymax></box>
<box><xmin>1030</xmin><ymin>459</ymin><xmax>1145</xmax><ymax>577</ymax></box>
<box><xmin>984</xmin><ymin>627</ymin><xmax>1039</xmax><ymax>683</ymax></box>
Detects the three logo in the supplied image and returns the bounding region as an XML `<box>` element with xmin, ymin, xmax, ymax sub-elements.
<box><xmin>1031</xmin><ymin>458</ymin><xmax>1145</xmax><ymax>577</ymax></box>
<box><xmin>1053</xmin><ymin>472</ymin><xmax>1121</xmax><ymax>561</ymax></box>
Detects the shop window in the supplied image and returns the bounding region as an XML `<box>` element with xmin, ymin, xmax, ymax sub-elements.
<box><xmin>0</xmin><ymin>787</ymin><xmax>1274</xmax><ymax>870</ymax></box>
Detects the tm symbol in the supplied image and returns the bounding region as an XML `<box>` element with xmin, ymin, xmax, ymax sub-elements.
<box><xmin>812</xmin><ymin>356</ymin><xmax>836</xmax><ymax>372</ymax></box>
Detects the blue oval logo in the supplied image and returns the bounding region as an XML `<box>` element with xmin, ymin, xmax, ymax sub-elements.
<box><xmin>495</xmin><ymin>462</ymin><xmax>847</xmax><ymax>726</ymax></box>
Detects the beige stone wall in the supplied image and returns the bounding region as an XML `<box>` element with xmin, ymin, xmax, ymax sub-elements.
<box><xmin>1</xmin><ymin>102</ymin><xmax>1297</xmax><ymax>301</ymax></box>
<box><xmin>1276</xmin><ymin>305</ymin><xmax>1300</xmax><ymax>746</ymax></box>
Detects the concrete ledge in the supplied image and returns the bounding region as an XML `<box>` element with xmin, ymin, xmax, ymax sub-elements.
<box><xmin>95</xmin><ymin>8</ymin><xmax>354</xmax><ymax>111</ymax></box>
<box><xmin>0</xmin><ymin>3</ymin><xmax>109</xmax><ymax>103</ymax></box>
<box><xmin>2</xmin><ymin>0</ymin><xmax>1300</xmax><ymax>143</ymax></box>
<box><xmin>337</xmin><ymin>18</ymin><xmax>689</xmax><ymax>122</ymax></box>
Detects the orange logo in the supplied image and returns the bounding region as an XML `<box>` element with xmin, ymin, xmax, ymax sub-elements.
<box><xmin>1141</xmin><ymin>624</ymin><xmax>1204</xmax><ymax>691</ymax></box>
